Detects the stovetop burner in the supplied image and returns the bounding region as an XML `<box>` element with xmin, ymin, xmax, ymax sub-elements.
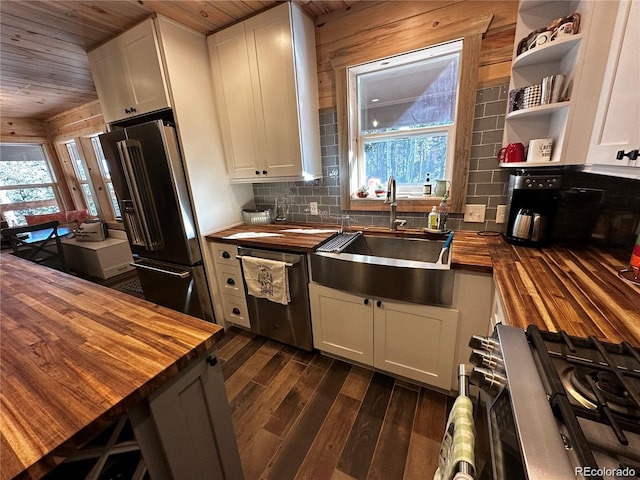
<box><xmin>568</xmin><ymin>366</ymin><xmax>640</xmax><ymax>418</ymax></box>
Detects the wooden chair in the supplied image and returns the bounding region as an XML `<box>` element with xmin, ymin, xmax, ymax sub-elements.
<box><xmin>1</xmin><ymin>220</ymin><xmax>69</xmax><ymax>273</ymax></box>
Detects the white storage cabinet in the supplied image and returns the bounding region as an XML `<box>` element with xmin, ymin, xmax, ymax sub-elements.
<box><xmin>585</xmin><ymin>0</ymin><xmax>640</xmax><ymax>178</ymax></box>
<box><xmin>209</xmin><ymin>242</ymin><xmax>251</xmax><ymax>329</ymax></box>
<box><xmin>208</xmin><ymin>2</ymin><xmax>322</xmax><ymax>183</ymax></box>
<box><xmin>88</xmin><ymin>18</ymin><xmax>171</xmax><ymax>124</ymax></box>
<box><xmin>309</xmin><ymin>282</ymin><xmax>459</xmax><ymax>390</ymax></box>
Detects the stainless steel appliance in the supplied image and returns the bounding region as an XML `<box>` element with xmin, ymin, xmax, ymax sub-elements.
<box><xmin>505</xmin><ymin>171</ymin><xmax>562</xmax><ymax>247</ymax></box>
<box><xmin>237</xmin><ymin>246</ymin><xmax>313</xmax><ymax>351</ymax></box>
<box><xmin>99</xmin><ymin>120</ymin><xmax>214</xmax><ymax>322</ymax></box>
<box><xmin>469</xmin><ymin>324</ymin><xmax>640</xmax><ymax>480</ymax></box>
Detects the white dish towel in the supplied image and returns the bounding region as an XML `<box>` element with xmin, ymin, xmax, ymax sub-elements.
<box><xmin>241</xmin><ymin>256</ymin><xmax>291</xmax><ymax>305</ymax></box>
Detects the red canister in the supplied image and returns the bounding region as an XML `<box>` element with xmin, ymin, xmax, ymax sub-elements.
<box><xmin>631</xmin><ymin>233</ymin><xmax>640</xmax><ymax>273</ymax></box>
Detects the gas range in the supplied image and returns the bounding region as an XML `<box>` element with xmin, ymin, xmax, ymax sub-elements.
<box><xmin>470</xmin><ymin>324</ymin><xmax>640</xmax><ymax>480</ymax></box>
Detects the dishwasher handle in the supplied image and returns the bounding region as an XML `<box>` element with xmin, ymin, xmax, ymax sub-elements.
<box><xmin>236</xmin><ymin>255</ymin><xmax>294</xmax><ymax>267</ymax></box>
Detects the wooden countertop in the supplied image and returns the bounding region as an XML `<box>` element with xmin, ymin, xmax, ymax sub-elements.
<box><xmin>208</xmin><ymin>223</ymin><xmax>638</xmax><ymax>345</ymax></box>
<box><xmin>206</xmin><ymin>224</ymin><xmax>339</xmax><ymax>252</ymax></box>
<box><xmin>206</xmin><ymin>224</ymin><xmax>493</xmax><ymax>272</ymax></box>
<box><xmin>486</xmin><ymin>236</ymin><xmax>640</xmax><ymax>346</ymax></box>
<box><xmin>0</xmin><ymin>255</ymin><xmax>224</xmax><ymax>480</ymax></box>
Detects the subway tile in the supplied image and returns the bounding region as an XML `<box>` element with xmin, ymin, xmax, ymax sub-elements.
<box><xmin>465</xmin><ymin>195</ymin><xmax>490</xmax><ymax>205</ymax></box>
<box><xmin>499</xmin><ymin>85</ymin><xmax>509</xmax><ymax>100</ymax></box>
<box><xmin>475</xmin><ymin>183</ymin><xmax>506</xmax><ymax>196</ymax></box>
<box><xmin>468</xmin><ymin>158</ymin><xmax>479</xmax><ymax>171</ymax></box>
<box><xmin>488</xmin><ymin>196</ymin><xmax>508</xmax><ymax>207</ymax></box>
<box><xmin>484</xmin><ymin>100</ymin><xmax>507</xmax><ymax>117</ymax></box>
<box><xmin>474</xmin><ymin>104</ymin><xmax>485</xmax><ymax>117</ymax></box>
<box><xmin>471</xmin><ymin>144</ymin><xmax>498</xmax><ymax>159</ymax></box>
<box><xmin>472</xmin><ymin>132</ymin><xmax>482</xmax><ymax>146</ymax></box>
<box><xmin>480</xmin><ymin>129</ymin><xmax>503</xmax><ymax>145</ymax></box>
<box><xmin>467</xmin><ymin>171</ymin><xmax>493</xmax><ymax>184</ymax></box>
<box><xmin>320</xmin><ymin>196</ymin><xmax>339</xmax><ymax>205</ymax></box>
<box><xmin>473</xmin><ymin>117</ymin><xmax>498</xmax><ymax>132</ymax></box>
<box><xmin>477</xmin><ymin>157</ymin><xmax>501</xmax><ymax>171</ymax></box>
<box><xmin>476</xmin><ymin>87</ymin><xmax>501</xmax><ymax>103</ymax></box>
<box><xmin>496</xmin><ymin>116</ymin><xmax>505</xmax><ymax>130</ymax></box>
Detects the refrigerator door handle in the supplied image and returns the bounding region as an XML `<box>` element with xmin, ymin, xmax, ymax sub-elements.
<box><xmin>117</xmin><ymin>139</ymin><xmax>164</xmax><ymax>250</ymax></box>
<box><xmin>130</xmin><ymin>262</ymin><xmax>191</xmax><ymax>279</ymax></box>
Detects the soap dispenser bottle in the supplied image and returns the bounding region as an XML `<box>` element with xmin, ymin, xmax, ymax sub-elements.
<box><xmin>428</xmin><ymin>206</ymin><xmax>439</xmax><ymax>230</ymax></box>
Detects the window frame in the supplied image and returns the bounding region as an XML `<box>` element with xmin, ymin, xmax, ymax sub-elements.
<box><xmin>348</xmin><ymin>41</ymin><xmax>463</xmax><ymax>197</ymax></box>
<box><xmin>65</xmin><ymin>140</ymin><xmax>98</xmax><ymax>216</ymax></box>
<box><xmin>90</xmin><ymin>135</ymin><xmax>120</xmax><ymax>219</ymax></box>
<box><xmin>335</xmin><ymin>33</ymin><xmax>484</xmax><ymax>214</ymax></box>
<box><xmin>0</xmin><ymin>143</ymin><xmax>63</xmax><ymax>225</ymax></box>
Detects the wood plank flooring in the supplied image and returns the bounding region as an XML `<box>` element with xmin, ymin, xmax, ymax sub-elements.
<box><xmin>217</xmin><ymin>327</ymin><xmax>454</xmax><ymax>480</ymax></box>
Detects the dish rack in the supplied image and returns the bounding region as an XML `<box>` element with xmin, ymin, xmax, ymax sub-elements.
<box><xmin>316</xmin><ymin>231</ymin><xmax>362</xmax><ymax>253</ymax></box>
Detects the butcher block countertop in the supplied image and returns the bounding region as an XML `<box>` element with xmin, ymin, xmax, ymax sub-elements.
<box><xmin>486</xmin><ymin>236</ymin><xmax>640</xmax><ymax>346</ymax></box>
<box><xmin>0</xmin><ymin>255</ymin><xmax>224</xmax><ymax>480</ymax></box>
<box><xmin>206</xmin><ymin>224</ymin><xmax>493</xmax><ymax>271</ymax></box>
<box><xmin>208</xmin><ymin>223</ymin><xmax>638</xmax><ymax>345</ymax></box>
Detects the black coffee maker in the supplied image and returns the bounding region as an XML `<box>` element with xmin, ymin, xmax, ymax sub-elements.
<box><xmin>505</xmin><ymin>172</ymin><xmax>562</xmax><ymax>247</ymax></box>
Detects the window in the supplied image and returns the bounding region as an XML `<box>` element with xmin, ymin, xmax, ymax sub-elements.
<box><xmin>91</xmin><ymin>136</ymin><xmax>120</xmax><ymax>218</ymax></box>
<box><xmin>66</xmin><ymin>141</ymin><xmax>98</xmax><ymax>216</ymax></box>
<box><xmin>0</xmin><ymin>144</ymin><xmax>62</xmax><ymax>225</ymax></box>
<box><xmin>348</xmin><ymin>40</ymin><xmax>462</xmax><ymax>197</ymax></box>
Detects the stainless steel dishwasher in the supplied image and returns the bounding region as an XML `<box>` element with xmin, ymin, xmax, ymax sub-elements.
<box><xmin>237</xmin><ymin>246</ymin><xmax>313</xmax><ymax>351</ymax></box>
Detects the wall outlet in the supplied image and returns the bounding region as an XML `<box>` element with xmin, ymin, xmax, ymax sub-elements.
<box><xmin>309</xmin><ymin>201</ymin><xmax>318</xmax><ymax>215</ymax></box>
<box><xmin>496</xmin><ymin>205</ymin><xmax>507</xmax><ymax>224</ymax></box>
<box><xmin>464</xmin><ymin>204</ymin><xmax>486</xmax><ymax>223</ymax></box>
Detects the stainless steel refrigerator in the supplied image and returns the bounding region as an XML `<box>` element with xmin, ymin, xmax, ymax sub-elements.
<box><xmin>99</xmin><ymin>120</ymin><xmax>214</xmax><ymax>322</ymax></box>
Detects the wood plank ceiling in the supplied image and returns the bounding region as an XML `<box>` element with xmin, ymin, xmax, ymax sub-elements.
<box><xmin>0</xmin><ymin>0</ymin><xmax>355</xmax><ymax>120</ymax></box>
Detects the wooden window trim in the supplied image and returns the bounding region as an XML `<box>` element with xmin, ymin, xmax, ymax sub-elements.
<box><xmin>333</xmin><ymin>19</ymin><xmax>491</xmax><ymax>213</ymax></box>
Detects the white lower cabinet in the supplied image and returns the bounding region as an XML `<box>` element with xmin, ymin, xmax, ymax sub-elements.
<box><xmin>309</xmin><ymin>283</ymin><xmax>459</xmax><ymax>389</ymax></box>
<box><xmin>309</xmin><ymin>283</ymin><xmax>374</xmax><ymax>365</ymax></box>
<box><xmin>209</xmin><ymin>242</ymin><xmax>250</xmax><ymax>329</ymax></box>
<box><xmin>373</xmin><ymin>300</ymin><xmax>459</xmax><ymax>390</ymax></box>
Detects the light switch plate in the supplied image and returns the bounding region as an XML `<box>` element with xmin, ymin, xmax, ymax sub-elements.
<box><xmin>464</xmin><ymin>204</ymin><xmax>486</xmax><ymax>223</ymax></box>
<box><xmin>496</xmin><ymin>205</ymin><xmax>507</xmax><ymax>224</ymax></box>
<box><xmin>310</xmin><ymin>202</ymin><xmax>318</xmax><ymax>215</ymax></box>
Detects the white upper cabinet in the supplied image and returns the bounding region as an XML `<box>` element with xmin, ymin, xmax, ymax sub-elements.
<box><xmin>501</xmin><ymin>0</ymin><xmax>619</xmax><ymax>169</ymax></box>
<box><xmin>208</xmin><ymin>2</ymin><xmax>322</xmax><ymax>183</ymax></box>
<box><xmin>88</xmin><ymin>19</ymin><xmax>171</xmax><ymax>124</ymax></box>
<box><xmin>585</xmin><ymin>0</ymin><xmax>640</xmax><ymax>178</ymax></box>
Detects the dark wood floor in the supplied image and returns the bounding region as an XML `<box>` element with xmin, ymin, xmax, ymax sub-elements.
<box><xmin>217</xmin><ymin>327</ymin><xmax>454</xmax><ymax>480</ymax></box>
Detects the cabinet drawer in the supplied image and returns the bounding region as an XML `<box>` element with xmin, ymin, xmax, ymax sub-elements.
<box><xmin>210</xmin><ymin>242</ymin><xmax>239</xmax><ymax>266</ymax></box>
<box><xmin>221</xmin><ymin>295</ymin><xmax>250</xmax><ymax>328</ymax></box>
<box><xmin>216</xmin><ymin>265</ymin><xmax>245</xmax><ymax>298</ymax></box>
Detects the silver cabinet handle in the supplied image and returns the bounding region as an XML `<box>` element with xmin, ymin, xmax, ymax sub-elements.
<box><xmin>130</xmin><ymin>262</ymin><xmax>191</xmax><ymax>278</ymax></box>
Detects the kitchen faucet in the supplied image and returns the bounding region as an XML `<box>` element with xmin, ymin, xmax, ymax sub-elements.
<box><xmin>384</xmin><ymin>176</ymin><xmax>406</xmax><ymax>230</ymax></box>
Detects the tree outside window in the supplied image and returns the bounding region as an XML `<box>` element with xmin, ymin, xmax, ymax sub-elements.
<box><xmin>0</xmin><ymin>144</ymin><xmax>61</xmax><ymax>225</ymax></box>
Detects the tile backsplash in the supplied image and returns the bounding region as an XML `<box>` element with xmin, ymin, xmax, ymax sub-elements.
<box><xmin>253</xmin><ymin>84</ymin><xmax>510</xmax><ymax>231</ymax></box>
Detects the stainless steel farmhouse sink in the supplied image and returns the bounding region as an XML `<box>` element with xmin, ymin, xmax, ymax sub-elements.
<box><xmin>311</xmin><ymin>232</ymin><xmax>454</xmax><ymax>306</ymax></box>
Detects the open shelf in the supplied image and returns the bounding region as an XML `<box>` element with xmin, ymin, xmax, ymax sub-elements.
<box><xmin>507</xmin><ymin>101</ymin><xmax>570</xmax><ymax>120</ymax></box>
<box><xmin>513</xmin><ymin>34</ymin><xmax>582</xmax><ymax>67</ymax></box>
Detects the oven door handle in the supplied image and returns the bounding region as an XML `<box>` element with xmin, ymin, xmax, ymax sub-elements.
<box><xmin>236</xmin><ymin>255</ymin><xmax>294</xmax><ymax>267</ymax></box>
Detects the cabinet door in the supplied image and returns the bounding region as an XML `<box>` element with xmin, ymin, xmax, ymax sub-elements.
<box><xmin>373</xmin><ymin>299</ymin><xmax>459</xmax><ymax>389</ymax></box>
<box><xmin>88</xmin><ymin>40</ymin><xmax>133</xmax><ymax>123</ymax></box>
<box><xmin>587</xmin><ymin>0</ymin><xmax>640</xmax><ymax>167</ymax></box>
<box><xmin>148</xmin><ymin>350</ymin><xmax>243</xmax><ymax>479</ymax></box>
<box><xmin>88</xmin><ymin>19</ymin><xmax>170</xmax><ymax>124</ymax></box>
<box><xmin>245</xmin><ymin>3</ymin><xmax>303</xmax><ymax>178</ymax></box>
<box><xmin>309</xmin><ymin>283</ymin><xmax>374</xmax><ymax>365</ymax></box>
<box><xmin>118</xmin><ymin>19</ymin><xmax>170</xmax><ymax>119</ymax></box>
<box><xmin>208</xmin><ymin>24</ymin><xmax>263</xmax><ymax>180</ymax></box>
